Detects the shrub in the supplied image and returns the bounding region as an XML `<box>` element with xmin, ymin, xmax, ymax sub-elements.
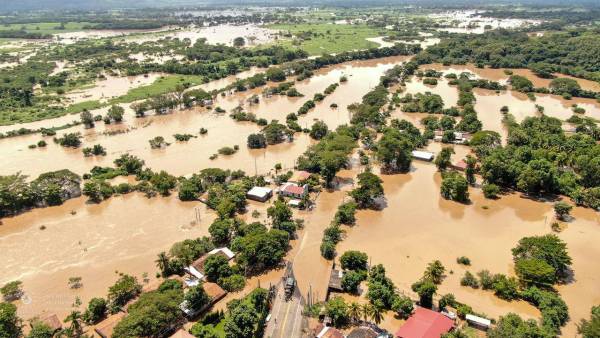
<box><xmin>460</xmin><ymin>271</ymin><xmax>479</xmax><ymax>289</ymax></box>
<box><xmin>456</xmin><ymin>256</ymin><xmax>471</xmax><ymax>265</ymax></box>
<box><xmin>482</xmin><ymin>183</ymin><xmax>500</xmax><ymax>199</ymax></box>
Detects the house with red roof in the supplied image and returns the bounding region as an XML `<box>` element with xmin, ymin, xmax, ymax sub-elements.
<box><xmin>395</xmin><ymin>307</ymin><xmax>454</xmax><ymax>338</ymax></box>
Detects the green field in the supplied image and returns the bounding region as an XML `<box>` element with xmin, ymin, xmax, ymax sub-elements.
<box><xmin>110</xmin><ymin>74</ymin><xmax>206</xmax><ymax>104</ymax></box>
<box><xmin>268</xmin><ymin>23</ymin><xmax>383</xmax><ymax>55</ymax></box>
<box><xmin>0</xmin><ymin>22</ymin><xmax>90</xmax><ymax>34</ymax></box>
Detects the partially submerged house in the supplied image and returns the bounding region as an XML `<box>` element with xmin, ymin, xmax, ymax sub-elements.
<box><xmin>465</xmin><ymin>314</ymin><xmax>491</xmax><ymax>330</ymax></box>
<box><xmin>180</xmin><ymin>282</ymin><xmax>227</xmax><ymax>318</ymax></box>
<box><xmin>279</xmin><ymin>182</ymin><xmax>308</xmax><ymax>199</ymax></box>
<box><xmin>451</xmin><ymin>159</ymin><xmax>468</xmax><ymax>171</ymax></box>
<box><xmin>34</xmin><ymin>313</ymin><xmax>62</xmax><ymax>333</ymax></box>
<box><xmin>395</xmin><ymin>307</ymin><xmax>454</xmax><ymax>338</ymax></box>
<box><xmin>411</xmin><ymin>150</ymin><xmax>435</xmax><ymax>162</ymax></box>
<box><xmin>289</xmin><ymin>170</ymin><xmax>311</xmax><ymax>184</ymax></box>
<box><xmin>94</xmin><ymin>312</ymin><xmax>126</xmax><ymax>338</ymax></box>
<box><xmin>185</xmin><ymin>247</ymin><xmax>235</xmax><ymax>280</ymax></box>
<box><xmin>246</xmin><ymin>186</ymin><xmax>273</xmax><ymax>202</ymax></box>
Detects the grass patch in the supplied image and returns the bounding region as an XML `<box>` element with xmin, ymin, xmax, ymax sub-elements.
<box><xmin>0</xmin><ymin>22</ymin><xmax>91</xmax><ymax>35</ymax></box>
<box><xmin>110</xmin><ymin>74</ymin><xmax>205</xmax><ymax>104</ymax></box>
<box><xmin>268</xmin><ymin>23</ymin><xmax>382</xmax><ymax>55</ymax></box>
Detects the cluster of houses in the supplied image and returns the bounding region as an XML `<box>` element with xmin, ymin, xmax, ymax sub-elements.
<box><xmin>312</xmin><ymin>306</ymin><xmax>491</xmax><ymax>338</ymax></box>
<box><xmin>411</xmin><ymin>150</ymin><xmax>470</xmax><ymax>172</ymax></box>
<box><xmin>92</xmin><ymin>248</ymin><xmax>235</xmax><ymax>338</ymax></box>
<box><xmin>246</xmin><ymin>170</ymin><xmax>310</xmax><ymax>207</ymax></box>
<box><xmin>433</xmin><ymin>130</ymin><xmax>472</xmax><ymax>144</ymax></box>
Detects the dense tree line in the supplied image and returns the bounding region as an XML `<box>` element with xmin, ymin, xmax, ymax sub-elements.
<box><xmin>416</xmin><ymin>29</ymin><xmax>600</xmax><ymax>82</ymax></box>
<box><xmin>0</xmin><ymin>170</ymin><xmax>81</xmax><ymax>217</ymax></box>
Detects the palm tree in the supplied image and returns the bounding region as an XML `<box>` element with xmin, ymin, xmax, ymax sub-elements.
<box><xmin>348</xmin><ymin>302</ymin><xmax>361</xmax><ymax>323</ymax></box>
<box><xmin>361</xmin><ymin>303</ymin><xmax>370</xmax><ymax>323</ymax></box>
<box><xmin>63</xmin><ymin>310</ymin><xmax>83</xmax><ymax>337</ymax></box>
<box><xmin>155</xmin><ymin>252</ymin><xmax>170</xmax><ymax>277</ymax></box>
<box><xmin>369</xmin><ymin>302</ymin><xmax>385</xmax><ymax>325</ymax></box>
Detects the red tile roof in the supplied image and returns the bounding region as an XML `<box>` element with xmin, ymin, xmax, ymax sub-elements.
<box><xmin>283</xmin><ymin>184</ymin><xmax>305</xmax><ymax>195</ymax></box>
<box><xmin>395</xmin><ymin>307</ymin><xmax>454</xmax><ymax>338</ymax></box>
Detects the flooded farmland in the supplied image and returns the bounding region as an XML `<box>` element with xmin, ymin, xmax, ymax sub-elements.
<box><xmin>1</xmin><ymin>29</ymin><xmax>599</xmax><ymax>338</ymax></box>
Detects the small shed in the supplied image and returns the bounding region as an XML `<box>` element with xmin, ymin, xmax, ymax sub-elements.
<box><xmin>411</xmin><ymin>150</ymin><xmax>435</xmax><ymax>162</ymax></box>
<box><xmin>466</xmin><ymin>314</ymin><xmax>491</xmax><ymax>330</ymax></box>
<box><xmin>451</xmin><ymin>159</ymin><xmax>468</xmax><ymax>171</ymax></box>
<box><xmin>289</xmin><ymin>170</ymin><xmax>311</xmax><ymax>184</ymax></box>
<box><xmin>94</xmin><ymin>312</ymin><xmax>126</xmax><ymax>338</ymax></box>
<box><xmin>35</xmin><ymin>313</ymin><xmax>62</xmax><ymax>333</ymax></box>
<box><xmin>246</xmin><ymin>186</ymin><xmax>273</xmax><ymax>202</ymax></box>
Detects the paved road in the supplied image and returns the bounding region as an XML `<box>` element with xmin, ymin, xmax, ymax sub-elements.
<box><xmin>264</xmin><ymin>265</ymin><xmax>307</xmax><ymax>338</ymax></box>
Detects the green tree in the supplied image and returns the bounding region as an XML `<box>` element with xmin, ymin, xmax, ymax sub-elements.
<box><xmin>233</xmin><ymin>37</ymin><xmax>245</xmax><ymax>47</ymax></box>
<box><xmin>440</xmin><ymin>171</ymin><xmax>469</xmax><ymax>202</ymax></box>
<box><xmin>340</xmin><ymin>251</ymin><xmax>368</xmax><ymax>271</ymax></box>
<box><xmin>80</xmin><ymin>110</ymin><xmax>95</xmax><ymax>128</ymax></box>
<box><xmin>411</xmin><ymin>279</ymin><xmax>437</xmax><ymax>309</ymax></box>
<box><xmin>309</xmin><ymin>121</ymin><xmax>329</xmax><ymax>140</ymax></box>
<box><xmin>209</xmin><ymin>218</ymin><xmax>233</xmax><ymax>246</ymax></box>
<box><xmin>487</xmin><ymin>313</ymin><xmax>551</xmax><ymax>338</ymax></box>
<box><xmin>512</xmin><ymin>234</ymin><xmax>572</xmax><ymax>281</ymax></box>
<box><xmin>224</xmin><ymin>302</ymin><xmax>258</xmax><ymax>338</ymax></box>
<box><xmin>515</xmin><ymin>258</ymin><xmax>557</xmax><ymax>286</ymax></box>
<box><xmin>0</xmin><ymin>302</ymin><xmax>22</xmax><ymax>338</ymax></box>
<box><xmin>341</xmin><ymin>271</ymin><xmax>364</xmax><ymax>294</ymax></box>
<box><xmin>376</xmin><ymin>128</ymin><xmax>413</xmax><ymax>173</ymax></box>
<box><xmin>424</xmin><ymin>260</ymin><xmax>445</xmax><ymax>284</ymax></box>
<box><xmin>112</xmin><ymin>289</ymin><xmax>183</xmax><ymax>338</ymax></box>
<box><xmin>83</xmin><ymin>297</ymin><xmax>107</xmax><ymax>324</ymax></box>
<box><xmin>107</xmin><ymin>274</ymin><xmax>142</xmax><ymax>312</ymax></box>
<box><xmin>325</xmin><ymin>297</ymin><xmax>349</xmax><ymax>327</ymax></box>
<box><xmin>247</xmin><ymin>133</ymin><xmax>266</xmax><ymax>149</ymax></box>
<box><xmin>1</xmin><ymin>281</ymin><xmax>23</xmax><ymax>301</ymax></box>
<box><xmin>334</xmin><ymin>202</ymin><xmax>357</xmax><ymax>225</ymax></box>
<box><xmin>350</xmin><ymin>171</ymin><xmax>384</xmax><ymax>209</ymax></box>
<box><xmin>107</xmin><ymin>105</ymin><xmax>125</xmax><ymax>123</ymax></box>
<box><xmin>465</xmin><ymin>155</ymin><xmax>477</xmax><ymax>185</ymax></box>
<box><xmin>553</xmin><ymin>201</ymin><xmax>572</xmax><ymax>221</ymax></box>
<box><xmin>391</xmin><ymin>295</ymin><xmax>414</xmax><ymax>319</ymax></box>
<box><xmin>435</xmin><ymin>147</ymin><xmax>454</xmax><ymax>171</ymax></box>
<box><xmin>203</xmin><ymin>254</ymin><xmax>232</xmax><ymax>283</ymax></box>
<box><xmin>26</xmin><ymin>321</ymin><xmax>53</xmax><ymax>338</ymax></box>
<box><xmin>185</xmin><ymin>284</ymin><xmax>211</xmax><ymax>311</ymax></box>
<box><xmin>578</xmin><ymin>305</ymin><xmax>600</xmax><ymax>338</ymax></box>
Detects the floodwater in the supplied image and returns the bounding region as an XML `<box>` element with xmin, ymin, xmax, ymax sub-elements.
<box><xmin>430</xmin><ymin>10</ymin><xmax>541</xmax><ymax>34</ymax></box>
<box><xmin>1</xmin><ymin>52</ymin><xmax>599</xmax><ymax>336</ymax></box>
<box><xmin>129</xmin><ymin>24</ymin><xmax>278</xmax><ymax>46</ymax></box>
<box><xmin>0</xmin><ymin>194</ymin><xmax>214</xmax><ymax>319</ymax></box>
<box><xmin>332</xmin><ymin>161</ymin><xmax>600</xmax><ymax>335</ymax></box>
<box><xmin>0</xmin><ymin>56</ymin><xmax>410</xmax><ymax>178</ymax></box>
<box><xmin>66</xmin><ymin>73</ymin><xmax>163</xmax><ymax>104</ymax></box>
<box><xmin>403</xmin><ymin>66</ymin><xmax>600</xmax><ymax>140</ymax></box>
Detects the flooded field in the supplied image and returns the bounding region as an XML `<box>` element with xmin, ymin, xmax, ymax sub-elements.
<box><xmin>430</xmin><ymin>10</ymin><xmax>541</xmax><ymax>34</ymax></box>
<box><xmin>66</xmin><ymin>73</ymin><xmax>163</xmax><ymax>104</ymax></box>
<box><xmin>1</xmin><ymin>45</ymin><xmax>599</xmax><ymax>337</ymax></box>
<box><xmin>405</xmin><ymin>64</ymin><xmax>600</xmax><ymax>140</ymax></box>
<box><xmin>0</xmin><ymin>194</ymin><xmax>214</xmax><ymax>319</ymax></box>
<box><xmin>0</xmin><ymin>56</ymin><xmax>409</xmax><ymax>178</ymax></box>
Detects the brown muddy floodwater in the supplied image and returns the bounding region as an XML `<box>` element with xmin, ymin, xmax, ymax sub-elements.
<box><xmin>66</xmin><ymin>73</ymin><xmax>163</xmax><ymax>104</ymax></box>
<box><xmin>0</xmin><ymin>56</ymin><xmax>409</xmax><ymax>178</ymax></box>
<box><xmin>333</xmin><ymin>161</ymin><xmax>600</xmax><ymax>335</ymax></box>
<box><xmin>1</xmin><ymin>55</ymin><xmax>599</xmax><ymax>336</ymax></box>
<box><xmin>405</xmin><ymin>66</ymin><xmax>600</xmax><ymax>140</ymax></box>
<box><xmin>0</xmin><ymin>194</ymin><xmax>215</xmax><ymax>319</ymax></box>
